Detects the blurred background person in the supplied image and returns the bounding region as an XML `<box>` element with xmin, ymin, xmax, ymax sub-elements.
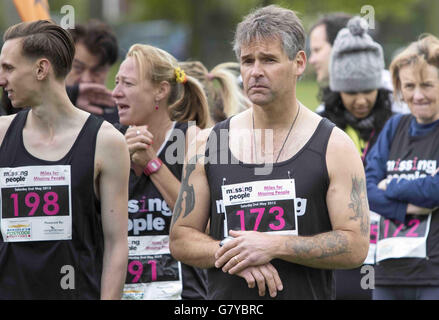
<box><xmin>322</xmin><ymin>16</ymin><xmax>393</xmax><ymax>300</ymax></box>
<box><xmin>179</xmin><ymin>60</ymin><xmax>250</xmax><ymax>123</ymax></box>
<box><xmin>112</xmin><ymin>44</ymin><xmax>210</xmax><ymax>300</ymax></box>
<box><xmin>309</xmin><ymin>12</ymin><xmax>352</xmax><ymax>86</ymax></box>
<box><xmin>309</xmin><ymin>12</ymin><xmax>409</xmax><ymax>115</ymax></box>
<box><xmin>0</xmin><ymin>88</ymin><xmax>16</xmax><ymax>115</ymax></box>
<box><xmin>66</xmin><ymin>20</ymin><xmax>120</xmax><ymax>124</ymax></box>
<box><xmin>365</xmin><ymin>34</ymin><xmax>439</xmax><ymax>300</ymax></box>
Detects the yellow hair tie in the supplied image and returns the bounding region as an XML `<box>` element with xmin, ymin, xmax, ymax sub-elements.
<box><xmin>175</xmin><ymin>67</ymin><xmax>187</xmax><ymax>84</ymax></box>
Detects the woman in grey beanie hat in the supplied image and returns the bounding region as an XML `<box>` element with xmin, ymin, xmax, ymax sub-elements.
<box><xmin>321</xmin><ymin>16</ymin><xmax>393</xmax><ymax>163</ymax></box>
<box><xmin>321</xmin><ymin>16</ymin><xmax>393</xmax><ymax>301</ymax></box>
<box><xmin>330</xmin><ymin>16</ymin><xmax>384</xmax><ymax>92</ymax></box>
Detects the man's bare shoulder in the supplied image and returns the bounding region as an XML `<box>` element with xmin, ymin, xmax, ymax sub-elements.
<box><xmin>95</xmin><ymin>121</ymin><xmax>129</xmax><ymax>167</ymax></box>
<box><xmin>327</xmin><ymin>126</ymin><xmax>359</xmax><ymax>155</ymax></box>
<box><xmin>196</xmin><ymin>127</ymin><xmax>214</xmax><ymax>143</ymax></box>
<box><xmin>187</xmin><ymin>126</ymin><xmax>214</xmax><ymax>160</ymax></box>
<box><xmin>326</xmin><ymin>126</ymin><xmax>364</xmax><ymax>177</ymax></box>
<box><xmin>0</xmin><ymin>114</ymin><xmax>17</xmax><ymax>126</ymax></box>
<box><xmin>229</xmin><ymin>108</ymin><xmax>251</xmax><ymax>130</ymax></box>
<box><xmin>97</xmin><ymin>121</ymin><xmax>126</xmax><ymax>144</ymax></box>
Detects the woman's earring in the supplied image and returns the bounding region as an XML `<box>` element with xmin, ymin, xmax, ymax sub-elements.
<box><xmin>155</xmin><ymin>101</ymin><xmax>159</xmax><ymax>110</ymax></box>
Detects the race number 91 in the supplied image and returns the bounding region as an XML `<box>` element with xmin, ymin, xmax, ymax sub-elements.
<box><xmin>126</xmin><ymin>254</ymin><xmax>179</xmax><ymax>284</ymax></box>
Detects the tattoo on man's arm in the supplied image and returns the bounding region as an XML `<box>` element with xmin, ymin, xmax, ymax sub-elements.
<box><xmin>171</xmin><ymin>154</ymin><xmax>202</xmax><ymax>228</ymax></box>
<box><xmin>348</xmin><ymin>175</ymin><xmax>370</xmax><ymax>236</ymax></box>
<box><xmin>288</xmin><ymin>230</ymin><xmax>350</xmax><ymax>260</ymax></box>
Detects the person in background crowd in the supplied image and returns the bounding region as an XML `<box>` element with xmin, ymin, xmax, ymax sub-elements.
<box><xmin>0</xmin><ymin>88</ymin><xmax>16</xmax><ymax>115</ymax></box>
<box><xmin>66</xmin><ymin>20</ymin><xmax>120</xmax><ymax>125</ymax></box>
<box><xmin>309</xmin><ymin>12</ymin><xmax>409</xmax><ymax>114</ymax></box>
<box><xmin>112</xmin><ymin>43</ymin><xmax>211</xmax><ymax>300</ymax></box>
<box><xmin>309</xmin><ymin>12</ymin><xmax>352</xmax><ymax>86</ymax></box>
<box><xmin>321</xmin><ymin>16</ymin><xmax>393</xmax><ymax>300</ymax></box>
<box><xmin>0</xmin><ymin>20</ymin><xmax>129</xmax><ymax>299</ymax></box>
<box><xmin>323</xmin><ymin>16</ymin><xmax>393</xmax><ymax>166</ymax></box>
<box><xmin>179</xmin><ymin>61</ymin><xmax>250</xmax><ymax>123</ymax></box>
<box><xmin>366</xmin><ymin>34</ymin><xmax>439</xmax><ymax>300</ymax></box>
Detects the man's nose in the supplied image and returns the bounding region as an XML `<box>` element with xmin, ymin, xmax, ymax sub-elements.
<box><xmin>309</xmin><ymin>53</ymin><xmax>316</xmax><ymax>65</ymax></box>
<box><xmin>250</xmin><ymin>60</ymin><xmax>264</xmax><ymax>78</ymax></box>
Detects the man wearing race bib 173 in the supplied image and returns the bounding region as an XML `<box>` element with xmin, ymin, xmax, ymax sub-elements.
<box><xmin>170</xmin><ymin>5</ymin><xmax>370</xmax><ymax>300</ymax></box>
<box><xmin>0</xmin><ymin>20</ymin><xmax>129</xmax><ymax>299</ymax></box>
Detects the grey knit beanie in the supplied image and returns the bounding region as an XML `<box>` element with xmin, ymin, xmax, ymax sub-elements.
<box><xmin>329</xmin><ymin>16</ymin><xmax>384</xmax><ymax>92</ymax></box>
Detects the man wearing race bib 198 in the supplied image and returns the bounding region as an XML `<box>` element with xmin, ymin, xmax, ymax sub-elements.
<box><xmin>170</xmin><ymin>5</ymin><xmax>370</xmax><ymax>300</ymax></box>
<box><xmin>0</xmin><ymin>20</ymin><xmax>130</xmax><ymax>299</ymax></box>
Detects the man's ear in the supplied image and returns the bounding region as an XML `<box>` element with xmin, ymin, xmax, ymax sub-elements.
<box><xmin>35</xmin><ymin>58</ymin><xmax>51</xmax><ymax>81</ymax></box>
<box><xmin>294</xmin><ymin>50</ymin><xmax>307</xmax><ymax>76</ymax></box>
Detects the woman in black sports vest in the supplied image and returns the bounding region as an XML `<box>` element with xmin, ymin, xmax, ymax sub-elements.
<box><xmin>112</xmin><ymin>44</ymin><xmax>211</xmax><ymax>300</ymax></box>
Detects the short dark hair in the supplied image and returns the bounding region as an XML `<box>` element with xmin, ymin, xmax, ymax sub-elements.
<box><xmin>310</xmin><ymin>12</ymin><xmax>352</xmax><ymax>46</ymax></box>
<box><xmin>69</xmin><ymin>20</ymin><xmax>118</xmax><ymax>67</ymax></box>
<box><xmin>3</xmin><ymin>20</ymin><xmax>75</xmax><ymax>78</ymax></box>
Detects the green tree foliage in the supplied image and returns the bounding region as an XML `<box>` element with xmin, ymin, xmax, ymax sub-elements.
<box><xmin>279</xmin><ymin>0</ymin><xmax>421</xmax><ymax>21</ymax></box>
<box><xmin>123</xmin><ymin>0</ymin><xmax>424</xmax><ymax>63</ymax></box>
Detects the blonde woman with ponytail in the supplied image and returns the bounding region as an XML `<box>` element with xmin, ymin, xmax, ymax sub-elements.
<box><xmin>179</xmin><ymin>60</ymin><xmax>250</xmax><ymax>123</ymax></box>
<box><xmin>112</xmin><ymin>44</ymin><xmax>210</xmax><ymax>300</ymax></box>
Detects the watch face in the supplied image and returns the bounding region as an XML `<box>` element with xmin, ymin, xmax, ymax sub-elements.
<box><xmin>148</xmin><ymin>159</ymin><xmax>162</xmax><ymax>173</ymax></box>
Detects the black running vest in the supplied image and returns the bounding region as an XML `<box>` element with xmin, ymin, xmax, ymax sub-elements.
<box><xmin>125</xmin><ymin>122</ymin><xmax>207</xmax><ymax>300</ymax></box>
<box><xmin>0</xmin><ymin>109</ymin><xmax>103</xmax><ymax>299</ymax></box>
<box><xmin>375</xmin><ymin>115</ymin><xmax>439</xmax><ymax>286</ymax></box>
<box><xmin>205</xmin><ymin>117</ymin><xmax>336</xmax><ymax>300</ymax></box>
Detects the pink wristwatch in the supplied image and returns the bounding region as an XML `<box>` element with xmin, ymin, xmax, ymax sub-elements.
<box><xmin>143</xmin><ymin>158</ymin><xmax>163</xmax><ymax>176</ymax></box>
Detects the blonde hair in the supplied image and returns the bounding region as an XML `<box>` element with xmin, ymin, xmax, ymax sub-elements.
<box><xmin>126</xmin><ymin>44</ymin><xmax>211</xmax><ymax>129</ymax></box>
<box><xmin>390</xmin><ymin>34</ymin><xmax>439</xmax><ymax>101</ymax></box>
<box><xmin>179</xmin><ymin>61</ymin><xmax>250</xmax><ymax>123</ymax></box>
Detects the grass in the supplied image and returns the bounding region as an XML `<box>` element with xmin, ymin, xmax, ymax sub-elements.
<box><xmin>297</xmin><ymin>79</ymin><xmax>320</xmax><ymax>112</ymax></box>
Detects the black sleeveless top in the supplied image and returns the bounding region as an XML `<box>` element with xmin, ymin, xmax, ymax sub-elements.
<box><xmin>0</xmin><ymin>109</ymin><xmax>103</xmax><ymax>299</ymax></box>
<box><xmin>376</xmin><ymin>115</ymin><xmax>439</xmax><ymax>286</ymax></box>
<box><xmin>124</xmin><ymin>122</ymin><xmax>207</xmax><ymax>300</ymax></box>
<box><xmin>205</xmin><ymin>117</ymin><xmax>336</xmax><ymax>300</ymax></box>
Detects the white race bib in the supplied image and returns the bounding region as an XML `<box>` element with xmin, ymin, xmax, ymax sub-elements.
<box><xmin>123</xmin><ymin>235</ymin><xmax>182</xmax><ymax>300</ymax></box>
<box><xmin>0</xmin><ymin>166</ymin><xmax>72</xmax><ymax>242</ymax></box>
<box><xmin>221</xmin><ymin>179</ymin><xmax>298</xmax><ymax>237</ymax></box>
<box><xmin>376</xmin><ymin>214</ymin><xmax>431</xmax><ymax>262</ymax></box>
